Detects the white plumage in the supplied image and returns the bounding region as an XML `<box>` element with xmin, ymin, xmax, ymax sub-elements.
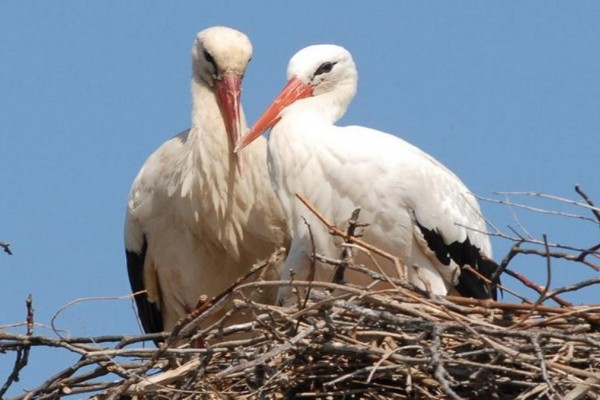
<box><xmin>236</xmin><ymin>44</ymin><xmax>497</xmax><ymax>303</ymax></box>
<box><xmin>124</xmin><ymin>27</ymin><xmax>288</xmax><ymax>337</ymax></box>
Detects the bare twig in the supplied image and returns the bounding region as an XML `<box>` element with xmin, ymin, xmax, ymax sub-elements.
<box><xmin>480</xmin><ymin>195</ymin><xmax>600</xmax><ymax>226</ymax></box>
<box><xmin>0</xmin><ymin>295</ymin><xmax>33</xmax><ymax>397</ymax></box>
<box><xmin>51</xmin><ymin>293</ymin><xmax>143</xmax><ymax>338</ymax></box>
<box><xmin>510</xmin><ymin>233</ymin><xmax>558</xmax><ymax>327</ymax></box>
<box><xmin>575</xmin><ymin>184</ymin><xmax>600</xmax><ymax>224</ymax></box>
<box><xmin>295</xmin><ymin>193</ymin><xmax>406</xmax><ymax>281</ymax></box>
<box><xmin>332</xmin><ymin>207</ymin><xmax>363</xmax><ymax>285</ymax></box>
<box><xmin>493</xmin><ymin>190</ymin><xmax>600</xmax><ymax>215</ymax></box>
<box><xmin>300</xmin><ymin>216</ymin><xmax>317</xmax><ymax>311</ymax></box>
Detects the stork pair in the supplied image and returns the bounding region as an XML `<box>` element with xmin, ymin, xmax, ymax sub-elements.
<box><xmin>125</xmin><ymin>26</ymin><xmax>497</xmax><ymax>342</ymax></box>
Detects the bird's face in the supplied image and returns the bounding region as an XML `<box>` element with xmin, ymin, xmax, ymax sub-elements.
<box><xmin>287</xmin><ymin>44</ymin><xmax>355</xmax><ymax>96</ymax></box>
<box><xmin>193</xmin><ymin>27</ymin><xmax>252</xmax><ymax>166</ymax></box>
<box><xmin>235</xmin><ymin>44</ymin><xmax>356</xmax><ymax>152</ymax></box>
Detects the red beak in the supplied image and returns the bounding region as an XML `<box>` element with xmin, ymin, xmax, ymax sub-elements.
<box><xmin>214</xmin><ymin>73</ymin><xmax>243</xmax><ymax>171</ymax></box>
<box><xmin>235</xmin><ymin>77</ymin><xmax>313</xmax><ymax>153</ymax></box>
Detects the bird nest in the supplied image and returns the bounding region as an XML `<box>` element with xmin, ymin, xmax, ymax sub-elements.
<box><xmin>1</xmin><ymin>187</ymin><xmax>600</xmax><ymax>399</ymax></box>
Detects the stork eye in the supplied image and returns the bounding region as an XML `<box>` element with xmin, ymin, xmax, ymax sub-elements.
<box><xmin>203</xmin><ymin>49</ymin><xmax>216</xmax><ymax>66</ymax></box>
<box><xmin>314</xmin><ymin>61</ymin><xmax>336</xmax><ymax>76</ymax></box>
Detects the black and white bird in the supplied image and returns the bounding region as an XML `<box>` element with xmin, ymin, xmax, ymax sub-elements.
<box><xmin>124</xmin><ymin>27</ymin><xmax>288</xmax><ymax>337</ymax></box>
<box><xmin>236</xmin><ymin>44</ymin><xmax>497</xmax><ymax>304</ymax></box>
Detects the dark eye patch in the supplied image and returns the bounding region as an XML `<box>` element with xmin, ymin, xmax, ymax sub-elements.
<box><xmin>203</xmin><ymin>49</ymin><xmax>216</xmax><ymax>66</ymax></box>
<box><xmin>314</xmin><ymin>61</ymin><xmax>337</xmax><ymax>77</ymax></box>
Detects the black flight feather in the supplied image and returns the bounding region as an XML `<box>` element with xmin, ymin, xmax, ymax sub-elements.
<box><xmin>416</xmin><ymin>222</ymin><xmax>499</xmax><ymax>300</ymax></box>
<box><xmin>126</xmin><ymin>237</ymin><xmax>164</xmax><ymax>343</ymax></box>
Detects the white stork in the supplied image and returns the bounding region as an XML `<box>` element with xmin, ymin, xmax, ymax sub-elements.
<box><xmin>124</xmin><ymin>27</ymin><xmax>288</xmax><ymax>338</ymax></box>
<box><xmin>236</xmin><ymin>44</ymin><xmax>497</xmax><ymax>303</ymax></box>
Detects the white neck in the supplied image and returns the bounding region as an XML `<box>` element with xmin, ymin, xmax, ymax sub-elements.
<box><xmin>189</xmin><ymin>78</ymin><xmax>236</xmax><ymax>163</ymax></box>
<box><xmin>170</xmin><ymin>77</ymin><xmax>240</xmax><ymax>212</ymax></box>
<box><xmin>160</xmin><ymin>68</ymin><xmax>284</xmax><ymax>264</ymax></box>
<box><xmin>183</xmin><ymin>76</ymin><xmax>270</xmax><ymax>210</ymax></box>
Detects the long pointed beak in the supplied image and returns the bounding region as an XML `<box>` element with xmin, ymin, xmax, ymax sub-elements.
<box><xmin>235</xmin><ymin>77</ymin><xmax>313</xmax><ymax>153</ymax></box>
<box><xmin>214</xmin><ymin>73</ymin><xmax>243</xmax><ymax>171</ymax></box>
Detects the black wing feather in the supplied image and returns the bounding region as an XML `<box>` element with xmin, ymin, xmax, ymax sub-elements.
<box><xmin>126</xmin><ymin>237</ymin><xmax>164</xmax><ymax>338</ymax></box>
<box><xmin>417</xmin><ymin>223</ymin><xmax>499</xmax><ymax>300</ymax></box>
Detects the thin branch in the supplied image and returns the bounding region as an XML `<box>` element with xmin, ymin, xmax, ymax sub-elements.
<box><xmin>300</xmin><ymin>216</ymin><xmax>317</xmax><ymax>310</ymax></box>
<box><xmin>493</xmin><ymin>190</ymin><xmax>600</xmax><ymax>215</ymax></box>
<box><xmin>295</xmin><ymin>192</ymin><xmax>406</xmax><ymax>281</ymax></box>
<box><xmin>332</xmin><ymin>207</ymin><xmax>363</xmax><ymax>285</ymax></box>
<box><xmin>479</xmin><ymin>195</ymin><xmax>600</xmax><ymax>225</ymax></box>
<box><xmin>575</xmin><ymin>184</ymin><xmax>600</xmax><ymax>224</ymax></box>
<box><xmin>544</xmin><ymin>277</ymin><xmax>600</xmax><ymax>300</ymax></box>
<box><xmin>50</xmin><ymin>293</ymin><xmax>143</xmax><ymax>338</ymax></box>
<box><xmin>539</xmin><ymin>233</ymin><xmax>554</xmax><ymax>305</ymax></box>
<box><xmin>507</xmin><ymin>245</ymin><xmax>600</xmax><ymax>272</ymax></box>
<box><xmin>0</xmin><ymin>295</ymin><xmax>33</xmax><ymax>397</ymax></box>
<box><xmin>165</xmin><ymin>250</ymin><xmax>279</xmax><ymax>346</ymax></box>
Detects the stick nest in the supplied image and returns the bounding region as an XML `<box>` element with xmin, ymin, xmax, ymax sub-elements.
<box><xmin>5</xmin><ymin>281</ymin><xmax>600</xmax><ymax>399</ymax></box>
<box><xmin>132</xmin><ymin>286</ymin><xmax>600</xmax><ymax>400</ymax></box>
<box><xmin>2</xmin><ymin>188</ymin><xmax>599</xmax><ymax>399</ymax></box>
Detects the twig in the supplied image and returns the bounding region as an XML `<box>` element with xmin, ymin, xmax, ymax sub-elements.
<box><xmin>544</xmin><ymin>277</ymin><xmax>600</xmax><ymax>300</ymax></box>
<box><xmin>51</xmin><ymin>293</ymin><xmax>143</xmax><ymax>338</ymax></box>
<box><xmin>479</xmin><ymin>195</ymin><xmax>600</xmax><ymax>226</ymax></box>
<box><xmin>295</xmin><ymin>193</ymin><xmax>406</xmax><ymax>281</ymax></box>
<box><xmin>505</xmin><ymin>245</ymin><xmax>599</xmax><ymax>272</ymax></box>
<box><xmin>530</xmin><ymin>332</ymin><xmax>558</xmax><ymax>398</ymax></box>
<box><xmin>173</xmin><ymin>254</ymin><xmax>276</xmax><ymax>341</ymax></box>
<box><xmin>493</xmin><ymin>190</ymin><xmax>600</xmax><ymax>215</ymax></box>
<box><xmin>300</xmin><ymin>216</ymin><xmax>317</xmax><ymax>311</ymax></box>
<box><xmin>525</xmin><ymin>233</ymin><xmax>555</xmax><ymax>313</ymax></box>
<box><xmin>429</xmin><ymin>324</ymin><xmax>462</xmax><ymax>400</ymax></box>
<box><xmin>332</xmin><ymin>207</ymin><xmax>363</xmax><ymax>285</ymax></box>
<box><xmin>575</xmin><ymin>184</ymin><xmax>600</xmax><ymax>224</ymax></box>
<box><xmin>0</xmin><ymin>295</ymin><xmax>33</xmax><ymax>397</ymax></box>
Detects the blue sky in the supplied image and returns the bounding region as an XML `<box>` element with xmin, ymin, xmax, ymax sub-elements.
<box><xmin>1</xmin><ymin>2</ymin><xmax>599</xmax><ymax>396</ymax></box>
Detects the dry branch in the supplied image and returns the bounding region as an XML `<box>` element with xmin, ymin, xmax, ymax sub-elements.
<box><xmin>0</xmin><ymin>295</ymin><xmax>32</xmax><ymax>398</ymax></box>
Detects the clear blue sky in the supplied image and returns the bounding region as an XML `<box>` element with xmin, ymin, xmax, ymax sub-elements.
<box><xmin>1</xmin><ymin>2</ymin><xmax>599</xmax><ymax>396</ymax></box>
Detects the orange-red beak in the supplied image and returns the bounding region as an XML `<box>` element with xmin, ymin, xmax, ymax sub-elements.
<box><xmin>214</xmin><ymin>73</ymin><xmax>243</xmax><ymax>170</ymax></box>
<box><xmin>235</xmin><ymin>77</ymin><xmax>313</xmax><ymax>153</ymax></box>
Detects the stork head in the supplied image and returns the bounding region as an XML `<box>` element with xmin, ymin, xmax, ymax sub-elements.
<box><xmin>235</xmin><ymin>44</ymin><xmax>357</xmax><ymax>152</ymax></box>
<box><xmin>192</xmin><ymin>27</ymin><xmax>252</xmax><ymax>166</ymax></box>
